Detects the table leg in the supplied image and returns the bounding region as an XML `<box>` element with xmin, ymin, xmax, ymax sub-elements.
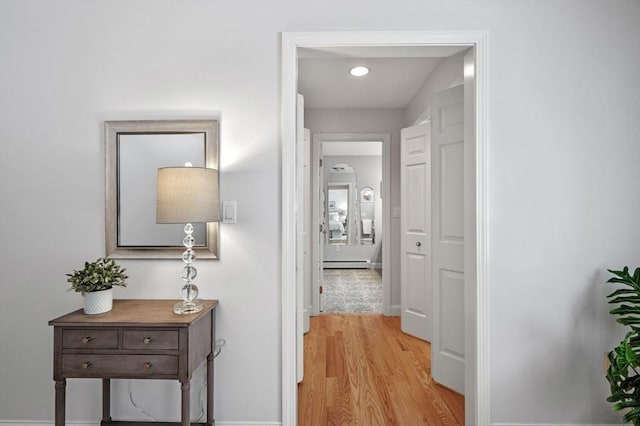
<box><xmin>207</xmin><ymin>353</ymin><xmax>214</xmax><ymax>425</ymax></box>
<box><xmin>102</xmin><ymin>379</ymin><xmax>111</xmax><ymax>423</ymax></box>
<box><xmin>54</xmin><ymin>379</ymin><xmax>65</xmax><ymax>426</ymax></box>
<box><xmin>181</xmin><ymin>381</ymin><xmax>190</xmax><ymax>426</ymax></box>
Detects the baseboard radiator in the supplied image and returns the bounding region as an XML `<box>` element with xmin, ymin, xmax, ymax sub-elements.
<box><xmin>323</xmin><ymin>260</ymin><xmax>380</xmax><ymax>269</ymax></box>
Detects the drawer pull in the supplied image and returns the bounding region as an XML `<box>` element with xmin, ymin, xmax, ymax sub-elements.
<box><xmin>81</xmin><ymin>337</ymin><xmax>93</xmax><ymax>344</ymax></box>
<box><xmin>143</xmin><ymin>362</ymin><xmax>152</xmax><ymax>369</ymax></box>
<box><xmin>81</xmin><ymin>362</ymin><xmax>92</xmax><ymax>369</ymax></box>
<box><xmin>143</xmin><ymin>337</ymin><xmax>152</xmax><ymax>344</ymax></box>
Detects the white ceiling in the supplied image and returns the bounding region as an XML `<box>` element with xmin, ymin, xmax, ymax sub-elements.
<box><xmin>298</xmin><ymin>46</ymin><xmax>467</xmax><ymax>109</ymax></box>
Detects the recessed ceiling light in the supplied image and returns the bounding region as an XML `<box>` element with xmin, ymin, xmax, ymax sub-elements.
<box><xmin>349</xmin><ymin>66</ymin><xmax>370</xmax><ymax>77</ymax></box>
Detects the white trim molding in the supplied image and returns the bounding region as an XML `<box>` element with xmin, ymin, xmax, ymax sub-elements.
<box><xmin>389</xmin><ymin>303</ymin><xmax>401</xmax><ymax>316</ymax></box>
<box><xmin>492</xmin><ymin>424</ymin><xmax>620</xmax><ymax>426</ymax></box>
<box><xmin>281</xmin><ymin>30</ymin><xmax>489</xmax><ymax>426</ymax></box>
<box><xmin>0</xmin><ymin>422</ymin><xmax>282</xmax><ymax>426</ymax></box>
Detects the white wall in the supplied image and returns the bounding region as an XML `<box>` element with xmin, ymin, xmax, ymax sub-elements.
<box><xmin>306</xmin><ymin>108</ymin><xmax>405</xmax><ymax>310</ymax></box>
<box><xmin>404</xmin><ymin>52</ymin><xmax>465</xmax><ymax>126</ymax></box>
<box><xmin>1</xmin><ymin>1</ymin><xmax>639</xmax><ymax>425</ymax></box>
<box><xmin>0</xmin><ymin>2</ymin><xmax>282</xmax><ymax>423</ymax></box>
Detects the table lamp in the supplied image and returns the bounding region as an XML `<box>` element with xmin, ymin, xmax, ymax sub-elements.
<box><xmin>156</xmin><ymin>166</ymin><xmax>220</xmax><ymax>314</ymax></box>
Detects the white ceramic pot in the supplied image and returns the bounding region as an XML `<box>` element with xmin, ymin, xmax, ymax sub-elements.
<box><xmin>84</xmin><ymin>288</ymin><xmax>113</xmax><ymax>315</ymax></box>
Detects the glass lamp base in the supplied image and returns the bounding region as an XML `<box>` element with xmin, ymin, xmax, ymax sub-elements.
<box><xmin>173</xmin><ymin>300</ymin><xmax>204</xmax><ymax>315</ymax></box>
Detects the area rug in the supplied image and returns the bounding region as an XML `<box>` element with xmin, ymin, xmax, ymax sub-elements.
<box><xmin>321</xmin><ymin>269</ymin><xmax>382</xmax><ymax>313</ymax></box>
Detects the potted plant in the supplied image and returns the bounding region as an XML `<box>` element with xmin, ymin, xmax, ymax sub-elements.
<box><xmin>66</xmin><ymin>257</ymin><xmax>128</xmax><ymax>314</ymax></box>
<box><xmin>605</xmin><ymin>267</ymin><xmax>640</xmax><ymax>425</ymax></box>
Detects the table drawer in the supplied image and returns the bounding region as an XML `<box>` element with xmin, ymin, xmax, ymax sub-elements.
<box><xmin>62</xmin><ymin>354</ymin><xmax>178</xmax><ymax>376</ymax></box>
<box><xmin>123</xmin><ymin>329</ymin><xmax>179</xmax><ymax>350</ymax></box>
<box><xmin>62</xmin><ymin>329</ymin><xmax>118</xmax><ymax>349</ymax></box>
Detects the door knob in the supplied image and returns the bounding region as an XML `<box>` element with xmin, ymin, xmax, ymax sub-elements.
<box><xmin>416</xmin><ymin>242</ymin><xmax>422</xmax><ymax>247</ymax></box>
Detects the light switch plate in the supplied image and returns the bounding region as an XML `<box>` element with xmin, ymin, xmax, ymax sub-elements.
<box><xmin>222</xmin><ymin>201</ymin><xmax>236</xmax><ymax>224</ymax></box>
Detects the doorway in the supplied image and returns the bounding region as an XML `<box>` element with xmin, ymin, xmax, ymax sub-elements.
<box><xmin>322</xmin><ymin>140</ymin><xmax>383</xmax><ymax>313</ymax></box>
<box><xmin>282</xmin><ymin>31</ymin><xmax>489</xmax><ymax>426</ymax></box>
<box><xmin>311</xmin><ymin>134</ymin><xmax>391</xmax><ymax>317</ymax></box>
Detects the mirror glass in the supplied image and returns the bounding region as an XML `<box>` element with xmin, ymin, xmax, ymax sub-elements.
<box><xmin>328</xmin><ymin>184</ymin><xmax>349</xmax><ymax>243</ymax></box>
<box><xmin>105</xmin><ymin>120</ymin><xmax>219</xmax><ymax>259</ymax></box>
<box><xmin>118</xmin><ymin>134</ymin><xmax>206</xmax><ymax>246</ymax></box>
<box><xmin>326</xmin><ymin>162</ymin><xmax>358</xmax><ymax>245</ymax></box>
<box><xmin>359</xmin><ymin>186</ymin><xmax>375</xmax><ymax>244</ymax></box>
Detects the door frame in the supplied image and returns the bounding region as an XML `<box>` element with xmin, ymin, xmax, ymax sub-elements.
<box><xmin>281</xmin><ymin>30</ymin><xmax>489</xmax><ymax>426</ymax></box>
<box><xmin>311</xmin><ymin>133</ymin><xmax>391</xmax><ymax>315</ymax></box>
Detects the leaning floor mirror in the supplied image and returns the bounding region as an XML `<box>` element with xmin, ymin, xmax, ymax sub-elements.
<box><xmin>105</xmin><ymin>119</ymin><xmax>219</xmax><ymax>259</ymax></box>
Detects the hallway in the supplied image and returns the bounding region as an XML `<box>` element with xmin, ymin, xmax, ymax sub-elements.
<box><xmin>298</xmin><ymin>314</ymin><xmax>464</xmax><ymax>425</ymax></box>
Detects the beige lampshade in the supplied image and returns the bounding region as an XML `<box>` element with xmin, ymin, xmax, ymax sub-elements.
<box><xmin>156</xmin><ymin>167</ymin><xmax>220</xmax><ymax>224</ymax></box>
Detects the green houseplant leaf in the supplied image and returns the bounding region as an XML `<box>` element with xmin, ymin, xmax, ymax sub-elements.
<box><xmin>606</xmin><ymin>267</ymin><xmax>640</xmax><ymax>425</ymax></box>
<box><xmin>66</xmin><ymin>257</ymin><xmax>128</xmax><ymax>296</ymax></box>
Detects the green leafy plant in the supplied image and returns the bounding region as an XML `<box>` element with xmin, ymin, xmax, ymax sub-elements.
<box><xmin>605</xmin><ymin>267</ymin><xmax>640</xmax><ymax>425</ymax></box>
<box><xmin>66</xmin><ymin>257</ymin><xmax>128</xmax><ymax>295</ymax></box>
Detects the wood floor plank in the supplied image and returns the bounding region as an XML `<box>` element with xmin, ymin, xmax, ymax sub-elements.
<box><xmin>435</xmin><ymin>383</ymin><xmax>465</xmax><ymax>425</ymax></box>
<box><xmin>298</xmin><ymin>314</ymin><xmax>464</xmax><ymax>425</ymax></box>
<box><xmin>300</xmin><ymin>314</ymin><xmax>327</xmax><ymax>426</ymax></box>
<box><xmin>333</xmin><ymin>331</ymin><xmax>354</xmax><ymax>425</ymax></box>
<box><xmin>385</xmin><ymin>373</ymin><xmax>433</xmax><ymax>425</ymax></box>
<box><xmin>345</xmin><ymin>318</ymin><xmax>390</xmax><ymax>425</ymax></box>
<box><xmin>399</xmin><ymin>350</ymin><xmax>458</xmax><ymax>425</ymax></box>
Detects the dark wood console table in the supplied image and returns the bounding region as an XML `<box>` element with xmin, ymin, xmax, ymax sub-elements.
<box><xmin>49</xmin><ymin>299</ymin><xmax>218</xmax><ymax>426</ymax></box>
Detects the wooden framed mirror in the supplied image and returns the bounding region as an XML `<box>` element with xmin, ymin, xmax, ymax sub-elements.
<box><xmin>105</xmin><ymin>119</ymin><xmax>219</xmax><ymax>259</ymax></box>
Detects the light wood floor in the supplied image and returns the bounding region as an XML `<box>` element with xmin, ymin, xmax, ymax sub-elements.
<box><xmin>298</xmin><ymin>314</ymin><xmax>464</xmax><ymax>425</ymax></box>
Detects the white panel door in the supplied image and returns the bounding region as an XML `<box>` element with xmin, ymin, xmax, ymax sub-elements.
<box><xmin>303</xmin><ymin>128</ymin><xmax>311</xmax><ymax>334</ymax></box>
<box><xmin>317</xmin><ymin>159</ymin><xmax>324</xmax><ymax>313</ymax></box>
<box><xmin>400</xmin><ymin>123</ymin><xmax>431</xmax><ymax>342</ymax></box>
<box><xmin>295</xmin><ymin>94</ymin><xmax>305</xmax><ymax>383</ymax></box>
<box><xmin>311</xmin><ymin>141</ymin><xmax>324</xmax><ymax>316</ymax></box>
<box><xmin>431</xmin><ymin>85</ymin><xmax>465</xmax><ymax>394</ymax></box>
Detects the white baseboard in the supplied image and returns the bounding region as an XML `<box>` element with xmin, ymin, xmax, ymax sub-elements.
<box><xmin>389</xmin><ymin>303</ymin><xmax>401</xmax><ymax>316</ymax></box>
<box><xmin>4</xmin><ymin>419</ymin><xmax>617</xmax><ymax>426</ymax></box>
<box><xmin>0</xmin><ymin>421</ymin><xmax>281</xmax><ymax>426</ymax></box>
<box><xmin>0</xmin><ymin>423</ymin><xmax>98</xmax><ymax>426</ymax></box>
<box><xmin>492</xmin><ymin>423</ymin><xmax>620</xmax><ymax>426</ymax></box>
<box><xmin>323</xmin><ymin>261</ymin><xmax>371</xmax><ymax>269</ymax></box>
